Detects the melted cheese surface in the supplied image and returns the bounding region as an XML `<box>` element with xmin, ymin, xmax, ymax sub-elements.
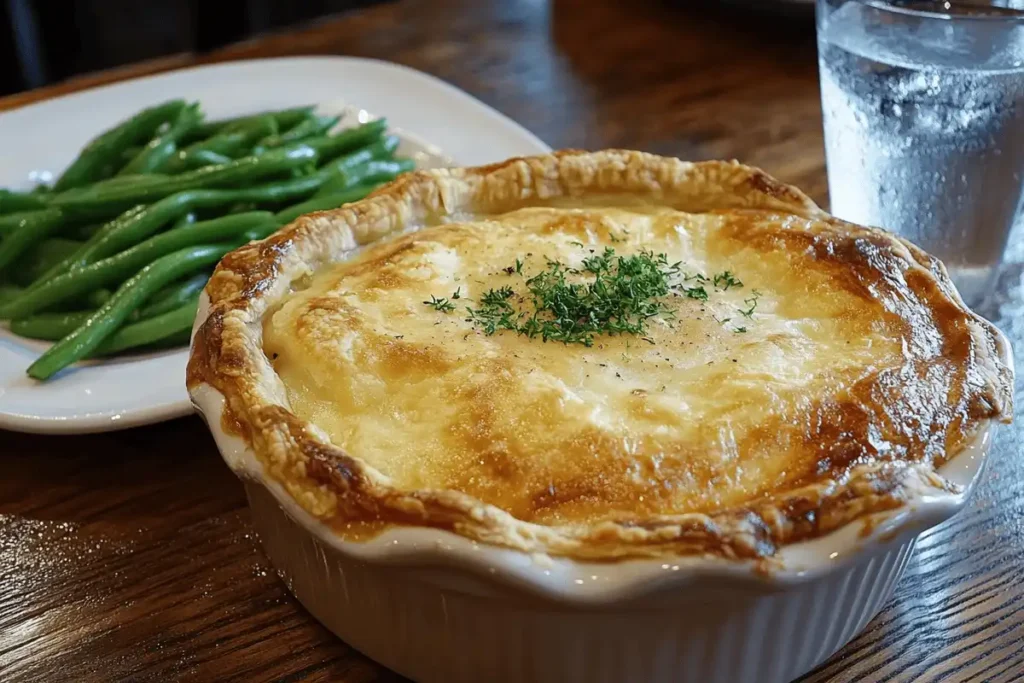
<box><xmin>264</xmin><ymin>205</ymin><xmax>903</xmax><ymax>526</ymax></box>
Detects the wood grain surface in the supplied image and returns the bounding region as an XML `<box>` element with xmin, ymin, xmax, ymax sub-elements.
<box><xmin>2</xmin><ymin>1</ymin><xmax>1023</xmax><ymax>681</ymax></box>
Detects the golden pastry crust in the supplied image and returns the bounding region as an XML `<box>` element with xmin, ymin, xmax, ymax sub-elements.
<box><xmin>188</xmin><ymin>150</ymin><xmax>1013</xmax><ymax>561</ymax></box>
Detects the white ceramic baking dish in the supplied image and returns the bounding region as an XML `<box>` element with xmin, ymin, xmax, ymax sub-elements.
<box><xmin>189</xmin><ymin>299</ymin><xmax>1010</xmax><ymax>683</ymax></box>
<box><xmin>186</xmin><ymin>143</ymin><xmax>1013</xmax><ymax>683</ymax></box>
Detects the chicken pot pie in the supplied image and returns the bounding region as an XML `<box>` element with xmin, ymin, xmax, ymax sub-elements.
<box><xmin>188</xmin><ymin>151</ymin><xmax>1013</xmax><ymax>561</ymax></box>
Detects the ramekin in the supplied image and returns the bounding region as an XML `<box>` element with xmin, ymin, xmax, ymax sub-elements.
<box><xmin>189</xmin><ymin>284</ymin><xmax>1010</xmax><ymax>683</ymax></box>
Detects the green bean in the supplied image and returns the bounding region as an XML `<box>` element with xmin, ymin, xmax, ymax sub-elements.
<box><xmin>10</xmin><ymin>272</ymin><xmax>208</xmax><ymax>341</ymax></box>
<box><xmin>282</xmin><ymin>120</ymin><xmax>389</xmax><ymax>164</ymax></box>
<box><xmin>238</xmin><ymin>135</ymin><xmax>395</xmax><ymax>208</ymax></box>
<box><xmin>257</xmin><ymin>115</ymin><xmax>340</xmax><ymax>150</ymax></box>
<box><xmin>318</xmin><ymin>139</ymin><xmax>393</xmax><ymax>169</ymax></box>
<box><xmin>314</xmin><ymin>158</ymin><xmax>414</xmax><ymax>198</ymax></box>
<box><xmin>13</xmin><ymin>238</ymin><xmax>84</xmax><ymax>287</ymax></box>
<box><xmin>270</xmin><ymin>108</ymin><xmax>313</xmax><ymax>131</ymax></box>
<box><xmin>275</xmin><ymin>183</ymin><xmax>379</xmax><ymax>224</ymax></box>
<box><xmin>314</xmin><ymin>165</ymin><xmax>364</xmax><ymax>199</ymax></box>
<box><xmin>227</xmin><ymin>202</ymin><xmax>260</xmax><ymax>214</ymax></box>
<box><xmin>85</xmin><ymin>173</ymin><xmax>170</xmax><ymax>191</ymax></box>
<box><xmin>91</xmin><ymin>204</ymin><xmax>148</xmax><ymax>240</ymax></box>
<box><xmin>120</xmin><ymin>146</ymin><xmax>143</xmax><ymax>163</ymax></box>
<box><xmin>224</xmin><ymin>107</ymin><xmax>312</xmax><ymax>134</ymax></box>
<box><xmin>170</xmin><ymin>213</ymin><xmax>197</xmax><ymax>230</ymax></box>
<box><xmin>69</xmin><ymin>181</ymin><xmax>290</xmax><ymax>269</ymax></box>
<box><xmin>95</xmin><ymin>295</ymin><xmax>200</xmax><ymax>356</ymax></box>
<box><xmin>316</xmin><ymin>134</ymin><xmax>399</xmax><ymax>177</ymax></box>
<box><xmin>11</xmin><ymin>311</ymin><xmax>194</xmax><ymax>349</ymax></box>
<box><xmin>138</xmin><ymin>271</ymin><xmax>209</xmax><ymax>319</ymax></box>
<box><xmin>10</xmin><ymin>310</ymin><xmax>90</xmax><ymax>341</ymax></box>
<box><xmin>0</xmin><ymin>209</ymin><xmax>67</xmax><ymax>275</ymax></box>
<box><xmin>70</xmin><ymin>222</ymin><xmax>104</xmax><ymax>240</ymax></box>
<box><xmin>0</xmin><ymin>189</ymin><xmax>48</xmax><ymax>215</ymax></box>
<box><xmin>223</xmin><ymin>141</ymin><xmax>396</xmax><ymax>202</ymax></box>
<box><xmin>27</xmin><ymin>243</ymin><xmax>233</xmax><ymax>379</ymax></box>
<box><xmin>28</xmin><ymin>205</ymin><xmax>148</xmax><ymax>286</ymax></box>
<box><xmin>119</xmin><ymin>102</ymin><xmax>203</xmax><ymax>175</ymax></box>
<box><xmin>0</xmin><ymin>212</ymin><xmax>272</xmax><ymax>319</ymax></box>
<box><xmin>241</xmin><ymin>221</ymin><xmax>284</xmax><ymax>242</ymax></box>
<box><xmin>223</xmin><ymin>113</ymin><xmax>279</xmax><ymax>137</ymax></box>
<box><xmin>204</xmin><ymin>137</ymin><xmax>396</xmax><ymax>206</ymax></box>
<box><xmin>50</xmin><ymin>145</ymin><xmax>318</xmax><ymax>217</ymax></box>
<box><xmin>220</xmin><ymin>175</ymin><xmax>319</xmax><ymax>204</ymax></box>
<box><xmin>0</xmin><ymin>284</ymin><xmax>23</xmax><ymax>303</ymax></box>
<box><xmin>187</xmin><ymin>106</ymin><xmax>314</xmax><ymax>142</ymax></box>
<box><xmin>0</xmin><ymin>209</ymin><xmax>59</xmax><ymax>236</ymax></box>
<box><xmin>166</xmin><ymin>115</ymin><xmax>276</xmax><ymax>173</ymax></box>
<box><xmin>179</xmin><ymin>150</ymin><xmax>232</xmax><ymax>170</ymax></box>
<box><xmin>355</xmin><ymin>157</ymin><xmax>414</xmax><ymax>182</ymax></box>
<box><xmin>85</xmin><ymin>289</ymin><xmax>112</xmax><ymax>308</ymax></box>
<box><xmin>53</xmin><ymin>99</ymin><xmax>187</xmax><ymax>191</ymax></box>
<box><xmin>67</xmin><ymin>200</ymin><xmax>208</xmax><ymax>271</ymax></box>
<box><xmin>141</xmin><ymin>328</ymin><xmax>191</xmax><ymax>351</ymax></box>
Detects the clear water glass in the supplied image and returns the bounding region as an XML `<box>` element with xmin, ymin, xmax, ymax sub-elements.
<box><xmin>817</xmin><ymin>0</ymin><xmax>1024</xmax><ymax>306</ymax></box>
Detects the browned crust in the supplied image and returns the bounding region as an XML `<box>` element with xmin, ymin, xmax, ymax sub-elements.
<box><xmin>187</xmin><ymin>150</ymin><xmax>1013</xmax><ymax>561</ymax></box>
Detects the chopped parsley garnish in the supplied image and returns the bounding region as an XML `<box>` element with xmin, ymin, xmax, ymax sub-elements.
<box><xmin>683</xmin><ymin>286</ymin><xmax>708</xmax><ymax>301</ymax></box>
<box><xmin>423</xmin><ymin>295</ymin><xmax>456</xmax><ymax>313</ymax></box>
<box><xmin>739</xmin><ymin>289</ymin><xmax>762</xmax><ymax>318</ymax></box>
<box><xmin>713</xmin><ymin>270</ymin><xmax>743</xmax><ymax>290</ymax></box>
<box><xmin>464</xmin><ymin>248</ymin><xmax>678</xmax><ymax>346</ymax></box>
<box><xmin>581</xmin><ymin>247</ymin><xmax>614</xmax><ymax>274</ymax></box>
<box><xmin>482</xmin><ymin>285</ymin><xmax>516</xmax><ymax>305</ymax></box>
<box><xmin>424</xmin><ymin>247</ymin><xmax>761</xmax><ymax>342</ymax></box>
<box><xmin>465</xmin><ymin>286</ymin><xmax>516</xmax><ymax>334</ymax></box>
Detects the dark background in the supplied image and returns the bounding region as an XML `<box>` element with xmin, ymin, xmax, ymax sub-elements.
<box><xmin>0</xmin><ymin>0</ymin><xmax>386</xmax><ymax>96</ymax></box>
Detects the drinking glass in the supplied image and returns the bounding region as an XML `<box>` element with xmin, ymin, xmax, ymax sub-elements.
<box><xmin>817</xmin><ymin>0</ymin><xmax>1024</xmax><ymax>306</ymax></box>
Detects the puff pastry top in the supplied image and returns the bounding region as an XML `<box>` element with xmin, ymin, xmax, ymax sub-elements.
<box><xmin>189</xmin><ymin>151</ymin><xmax>1013</xmax><ymax>561</ymax></box>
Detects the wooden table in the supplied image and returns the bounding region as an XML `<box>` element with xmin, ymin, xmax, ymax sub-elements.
<box><xmin>2</xmin><ymin>1</ymin><xmax>1022</xmax><ymax>681</ymax></box>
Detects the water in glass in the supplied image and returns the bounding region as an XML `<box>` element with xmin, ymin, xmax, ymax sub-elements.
<box><xmin>818</xmin><ymin>1</ymin><xmax>1024</xmax><ymax>305</ymax></box>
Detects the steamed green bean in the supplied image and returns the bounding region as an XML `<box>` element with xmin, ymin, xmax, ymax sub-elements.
<box><xmin>53</xmin><ymin>99</ymin><xmax>187</xmax><ymax>191</ymax></box>
<box><xmin>28</xmin><ymin>244</ymin><xmax>233</xmax><ymax>379</ymax></box>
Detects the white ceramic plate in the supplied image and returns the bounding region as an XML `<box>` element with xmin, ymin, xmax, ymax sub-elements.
<box><xmin>0</xmin><ymin>56</ymin><xmax>550</xmax><ymax>434</ymax></box>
